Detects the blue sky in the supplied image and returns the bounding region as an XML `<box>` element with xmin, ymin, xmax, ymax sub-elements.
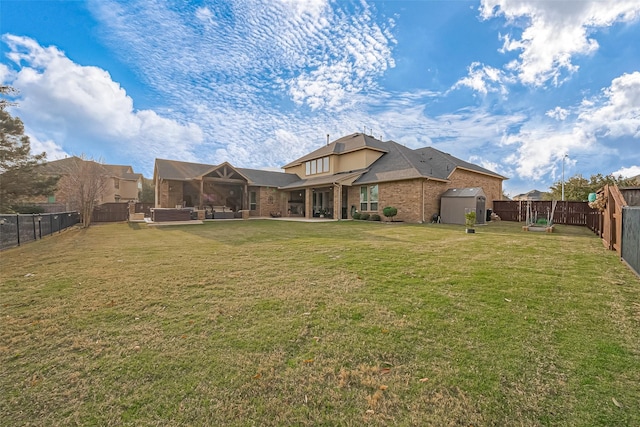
<box><xmin>2</xmin><ymin>0</ymin><xmax>640</xmax><ymax>196</ymax></box>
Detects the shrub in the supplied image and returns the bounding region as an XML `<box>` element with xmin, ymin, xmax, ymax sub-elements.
<box><xmin>464</xmin><ymin>211</ymin><xmax>476</xmax><ymax>229</ymax></box>
<box><xmin>369</xmin><ymin>214</ymin><xmax>381</xmax><ymax>221</ymax></box>
<box><xmin>360</xmin><ymin>213</ymin><xmax>370</xmax><ymax>220</ymax></box>
<box><xmin>11</xmin><ymin>205</ymin><xmax>46</xmax><ymax>214</ymax></box>
<box><xmin>382</xmin><ymin>206</ymin><xmax>397</xmax><ymax>221</ymax></box>
<box><xmin>352</xmin><ymin>212</ymin><xmax>361</xmax><ymax>220</ymax></box>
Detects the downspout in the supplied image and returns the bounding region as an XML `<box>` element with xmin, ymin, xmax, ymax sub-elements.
<box><xmin>156</xmin><ymin>178</ymin><xmax>161</xmax><ymax>208</ymax></box>
<box><xmin>334</xmin><ymin>182</ymin><xmax>340</xmax><ymax>220</ymax></box>
<box><xmin>200</xmin><ymin>179</ymin><xmax>204</xmax><ymax>209</ymax></box>
<box><xmin>422</xmin><ymin>179</ymin><xmax>425</xmax><ymax>223</ymax></box>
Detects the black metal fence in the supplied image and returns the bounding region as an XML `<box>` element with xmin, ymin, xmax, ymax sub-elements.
<box><xmin>622</xmin><ymin>207</ymin><xmax>640</xmax><ymax>277</ymax></box>
<box><xmin>0</xmin><ymin>212</ymin><xmax>80</xmax><ymax>250</ymax></box>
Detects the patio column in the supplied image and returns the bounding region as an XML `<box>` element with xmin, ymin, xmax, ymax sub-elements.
<box><xmin>305</xmin><ymin>189</ymin><xmax>312</xmax><ymax>219</ymax></box>
<box><xmin>334</xmin><ymin>184</ymin><xmax>340</xmax><ymax>220</ymax></box>
<box><xmin>200</xmin><ymin>179</ymin><xmax>204</xmax><ymax>209</ymax></box>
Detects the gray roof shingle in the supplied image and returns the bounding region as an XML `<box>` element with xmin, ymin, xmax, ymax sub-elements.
<box><xmin>40</xmin><ymin>157</ymin><xmax>141</xmax><ymax>180</ymax></box>
<box><xmin>154</xmin><ymin>158</ymin><xmax>299</xmax><ymax>187</ymax></box>
<box><xmin>354</xmin><ymin>142</ymin><xmax>505</xmax><ymax>184</ymax></box>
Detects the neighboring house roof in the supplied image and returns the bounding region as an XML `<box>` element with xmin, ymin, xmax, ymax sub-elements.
<box><xmin>41</xmin><ymin>157</ymin><xmax>141</xmax><ymax>181</ymax></box>
<box><xmin>441</xmin><ymin>187</ymin><xmax>486</xmax><ymax>198</ymax></box>
<box><xmin>39</xmin><ymin>156</ymin><xmax>96</xmax><ymax>175</ymax></box>
<box><xmin>102</xmin><ymin>165</ymin><xmax>143</xmax><ymax>182</ymax></box>
<box><xmin>154</xmin><ymin>158</ymin><xmax>299</xmax><ymax>187</ymax></box>
<box><xmin>282</xmin><ymin>133</ymin><xmax>389</xmax><ymax>168</ymax></box>
<box><xmin>513</xmin><ymin>189</ymin><xmax>545</xmax><ymax>200</ymax></box>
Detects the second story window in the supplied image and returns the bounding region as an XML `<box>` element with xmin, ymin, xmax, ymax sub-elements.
<box><xmin>305</xmin><ymin>156</ymin><xmax>329</xmax><ymax>176</ymax></box>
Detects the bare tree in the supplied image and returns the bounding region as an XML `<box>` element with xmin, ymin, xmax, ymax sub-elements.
<box><xmin>55</xmin><ymin>155</ymin><xmax>110</xmax><ymax>227</ymax></box>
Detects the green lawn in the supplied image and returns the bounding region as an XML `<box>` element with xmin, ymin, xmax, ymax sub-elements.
<box><xmin>1</xmin><ymin>220</ymin><xmax>639</xmax><ymax>426</ymax></box>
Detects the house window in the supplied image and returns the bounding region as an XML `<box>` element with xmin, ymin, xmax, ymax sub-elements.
<box><xmin>114</xmin><ymin>179</ymin><xmax>119</xmax><ymax>189</ymax></box>
<box><xmin>250</xmin><ymin>191</ymin><xmax>257</xmax><ymax>210</ymax></box>
<box><xmin>370</xmin><ymin>185</ymin><xmax>378</xmax><ymax>210</ymax></box>
<box><xmin>305</xmin><ymin>157</ymin><xmax>329</xmax><ymax>176</ymax></box>
<box><xmin>360</xmin><ymin>186</ymin><xmax>368</xmax><ymax>211</ymax></box>
<box><xmin>48</xmin><ymin>195</ymin><xmax>55</xmax><ymax>203</ymax></box>
<box><xmin>360</xmin><ymin>185</ymin><xmax>378</xmax><ymax>211</ymax></box>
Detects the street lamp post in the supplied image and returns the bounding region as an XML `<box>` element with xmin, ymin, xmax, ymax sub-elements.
<box><xmin>561</xmin><ymin>154</ymin><xmax>568</xmax><ymax>201</ymax></box>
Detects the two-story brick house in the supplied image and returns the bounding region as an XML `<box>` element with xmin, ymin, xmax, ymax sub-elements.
<box><xmin>153</xmin><ymin>133</ymin><xmax>506</xmax><ymax>223</ymax></box>
<box><xmin>35</xmin><ymin>156</ymin><xmax>143</xmax><ymax>211</ymax></box>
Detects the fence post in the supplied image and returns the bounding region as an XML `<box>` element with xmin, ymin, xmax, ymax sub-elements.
<box><xmin>16</xmin><ymin>214</ymin><xmax>20</xmax><ymax>246</ymax></box>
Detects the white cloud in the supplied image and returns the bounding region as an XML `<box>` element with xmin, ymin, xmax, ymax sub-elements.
<box><xmin>496</xmin><ymin>71</ymin><xmax>640</xmax><ymax>180</ymax></box>
<box><xmin>195</xmin><ymin>6</ymin><xmax>215</xmax><ymax>24</ymax></box>
<box><xmin>1</xmin><ymin>34</ymin><xmax>203</xmax><ymax>172</ymax></box>
<box><xmin>278</xmin><ymin>0</ymin><xmax>328</xmax><ymax>19</ymax></box>
<box><xmin>480</xmin><ymin>0</ymin><xmax>640</xmax><ymax>86</ymax></box>
<box><xmin>578</xmin><ymin>72</ymin><xmax>640</xmax><ymax>138</ymax></box>
<box><xmin>91</xmin><ymin>0</ymin><xmax>395</xmax><ymax>112</ymax></box>
<box><xmin>546</xmin><ymin>107</ymin><xmax>569</xmax><ymax>121</ymax></box>
<box><xmin>0</xmin><ymin>63</ymin><xmax>14</xmax><ymax>83</ymax></box>
<box><xmin>25</xmin><ymin>132</ymin><xmax>69</xmax><ymax>161</ymax></box>
<box><xmin>611</xmin><ymin>165</ymin><xmax>640</xmax><ymax>178</ymax></box>
<box><xmin>452</xmin><ymin>62</ymin><xmax>511</xmax><ymax>95</ymax></box>
<box><xmin>501</xmin><ymin>127</ymin><xmax>591</xmax><ymax>180</ymax></box>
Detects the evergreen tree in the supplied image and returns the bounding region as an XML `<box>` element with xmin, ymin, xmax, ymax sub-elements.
<box><xmin>138</xmin><ymin>178</ymin><xmax>155</xmax><ymax>203</ymax></box>
<box><xmin>0</xmin><ymin>86</ymin><xmax>58</xmax><ymax>212</ymax></box>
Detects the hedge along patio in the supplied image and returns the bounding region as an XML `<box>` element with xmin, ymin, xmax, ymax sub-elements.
<box><xmin>1</xmin><ymin>220</ymin><xmax>639</xmax><ymax>426</ymax></box>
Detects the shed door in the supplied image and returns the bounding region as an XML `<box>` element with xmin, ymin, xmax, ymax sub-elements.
<box><xmin>476</xmin><ymin>196</ymin><xmax>486</xmax><ymax>224</ymax></box>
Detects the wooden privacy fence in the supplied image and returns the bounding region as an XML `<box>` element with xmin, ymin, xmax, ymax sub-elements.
<box><xmin>590</xmin><ymin>185</ymin><xmax>640</xmax><ymax>276</ymax></box>
<box><xmin>492</xmin><ymin>200</ymin><xmax>596</xmax><ymax>225</ymax></box>
<box><xmin>622</xmin><ymin>207</ymin><xmax>640</xmax><ymax>277</ymax></box>
<box><xmin>91</xmin><ymin>203</ymin><xmax>130</xmax><ymax>222</ymax></box>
